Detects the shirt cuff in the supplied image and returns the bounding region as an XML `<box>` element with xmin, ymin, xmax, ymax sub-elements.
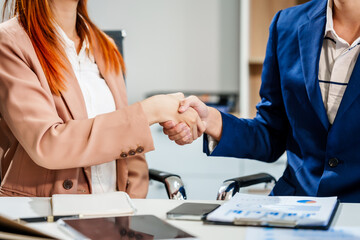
<box><xmin>207</xmin><ymin>134</ymin><xmax>219</xmax><ymax>154</ymax></box>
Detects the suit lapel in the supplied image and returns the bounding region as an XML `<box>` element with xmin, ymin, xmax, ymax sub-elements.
<box><xmin>298</xmin><ymin>6</ymin><xmax>329</xmax><ymax>130</ymax></box>
<box><xmin>334</xmin><ymin>57</ymin><xmax>360</xmax><ymax>123</ymax></box>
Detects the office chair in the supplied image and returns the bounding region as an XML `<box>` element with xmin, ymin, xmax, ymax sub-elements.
<box><xmin>216</xmin><ymin>173</ymin><xmax>277</xmax><ymax>200</ymax></box>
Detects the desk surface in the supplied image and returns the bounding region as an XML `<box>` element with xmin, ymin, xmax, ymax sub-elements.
<box><xmin>1</xmin><ymin>198</ymin><xmax>360</xmax><ymax>240</ymax></box>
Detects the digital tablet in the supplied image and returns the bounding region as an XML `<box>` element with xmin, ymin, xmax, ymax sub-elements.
<box><xmin>166</xmin><ymin>203</ymin><xmax>221</xmax><ymax>221</ymax></box>
<box><xmin>58</xmin><ymin>215</ymin><xmax>197</xmax><ymax>240</ymax></box>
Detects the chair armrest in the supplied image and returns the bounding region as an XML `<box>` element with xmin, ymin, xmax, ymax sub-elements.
<box><xmin>149</xmin><ymin>169</ymin><xmax>187</xmax><ymax>200</ymax></box>
<box><xmin>216</xmin><ymin>173</ymin><xmax>276</xmax><ymax>200</ymax></box>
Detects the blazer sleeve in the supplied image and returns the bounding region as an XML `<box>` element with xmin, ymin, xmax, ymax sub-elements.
<box><xmin>125</xmin><ymin>153</ymin><xmax>149</xmax><ymax>198</ymax></box>
<box><xmin>204</xmin><ymin>11</ymin><xmax>289</xmax><ymax>163</ymax></box>
<box><xmin>0</xmin><ymin>28</ymin><xmax>154</xmax><ymax>170</ymax></box>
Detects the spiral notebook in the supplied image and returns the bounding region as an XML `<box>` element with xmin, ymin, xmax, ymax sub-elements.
<box><xmin>204</xmin><ymin>193</ymin><xmax>339</xmax><ymax>230</ymax></box>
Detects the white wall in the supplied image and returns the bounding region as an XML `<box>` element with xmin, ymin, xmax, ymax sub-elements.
<box><xmin>1</xmin><ymin>1</ymin><xmax>240</xmax><ymax>105</ymax></box>
<box><xmin>87</xmin><ymin>0</ymin><xmax>239</xmax><ymax>104</ymax></box>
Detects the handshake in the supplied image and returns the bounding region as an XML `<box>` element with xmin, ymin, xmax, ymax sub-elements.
<box><xmin>141</xmin><ymin>93</ymin><xmax>222</xmax><ymax>145</ymax></box>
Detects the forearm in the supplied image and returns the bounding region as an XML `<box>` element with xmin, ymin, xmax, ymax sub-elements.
<box><xmin>29</xmin><ymin>103</ymin><xmax>154</xmax><ymax>169</ymax></box>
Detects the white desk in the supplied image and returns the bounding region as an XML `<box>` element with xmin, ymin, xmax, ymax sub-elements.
<box><xmin>1</xmin><ymin>198</ymin><xmax>360</xmax><ymax>240</ymax></box>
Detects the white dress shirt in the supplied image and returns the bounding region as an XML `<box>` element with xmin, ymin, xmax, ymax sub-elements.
<box><xmin>318</xmin><ymin>0</ymin><xmax>360</xmax><ymax>124</ymax></box>
<box><xmin>58</xmin><ymin>27</ymin><xmax>117</xmax><ymax>194</ymax></box>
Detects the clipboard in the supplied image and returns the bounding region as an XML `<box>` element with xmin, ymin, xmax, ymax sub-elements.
<box><xmin>203</xmin><ymin>193</ymin><xmax>340</xmax><ymax>230</ymax></box>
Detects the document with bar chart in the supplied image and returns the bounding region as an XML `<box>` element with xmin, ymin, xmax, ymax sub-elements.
<box><xmin>205</xmin><ymin>193</ymin><xmax>339</xmax><ymax>229</ymax></box>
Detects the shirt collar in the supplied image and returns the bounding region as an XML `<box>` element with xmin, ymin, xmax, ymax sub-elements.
<box><xmin>324</xmin><ymin>0</ymin><xmax>336</xmax><ymax>38</ymax></box>
<box><xmin>324</xmin><ymin>0</ymin><xmax>360</xmax><ymax>47</ymax></box>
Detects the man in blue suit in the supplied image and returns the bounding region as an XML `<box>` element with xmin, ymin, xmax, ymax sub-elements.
<box><xmin>162</xmin><ymin>0</ymin><xmax>360</xmax><ymax>203</ymax></box>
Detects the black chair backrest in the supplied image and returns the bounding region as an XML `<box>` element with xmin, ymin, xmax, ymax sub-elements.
<box><xmin>104</xmin><ymin>30</ymin><xmax>125</xmax><ymax>56</ymax></box>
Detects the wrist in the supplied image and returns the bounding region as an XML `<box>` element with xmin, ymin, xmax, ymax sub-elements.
<box><xmin>204</xmin><ymin>107</ymin><xmax>222</xmax><ymax>141</ymax></box>
<box><xmin>140</xmin><ymin>96</ymin><xmax>161</xmax><ymax>125</ymax></box>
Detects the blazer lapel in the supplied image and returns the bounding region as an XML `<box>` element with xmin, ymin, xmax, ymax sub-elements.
<box><xmin>60</xmin><ymin>62</ymin><xmax>88</xmax><ymax>120</ymax></box>
<box><xmin>334</xmin><ymin>57</ymin><xmax>360</xmax><ymax>122</ymax></box>
<box><xmin>92</xmin><ymin>42</ymin><xmax>125</xmax><ymax>110</ymax></box>
<box><xmin>298</xmin><ymin>6</ymin><xmax>329</xmax><ymax>130</ymax></box>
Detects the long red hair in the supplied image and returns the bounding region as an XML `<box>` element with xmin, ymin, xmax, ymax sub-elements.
<box><xmin>2</xmin><ymin>0</ymin><xmax>125</xmax><ymax>95</ymax></box>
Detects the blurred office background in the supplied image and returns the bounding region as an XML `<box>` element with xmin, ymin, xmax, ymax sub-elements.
<box><xmin>0</xmin><ymin>0</ymin><xmax>308</xmax><ymax>199</ymax></box>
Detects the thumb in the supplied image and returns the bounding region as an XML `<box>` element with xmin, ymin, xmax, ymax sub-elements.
<box><xmin>160</xmin><ymin>120</ymin><xmax>175</xmax><ymax>129</ymax></box>
<box><xmin>179</xmin><ymin>99</ymin><xmax>191</xmax><ymax>113</ymax></box>
<box><xmin>179</xmin><ymin>95</ymin><xmax>199</xmax><ymax>113</ymax></box>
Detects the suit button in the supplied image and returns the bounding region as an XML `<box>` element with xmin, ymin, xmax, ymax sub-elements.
<box><xmin>136</xmin><ymin>146</ymin><xmax>144</xmax><ymax>153</ymax></box>
<box><xmin>135</xmin><ymin>234</ymin><xmax>144</xmax><ymax>240</ymax></box>
<box><xmin>120</xmin><ymin>152</ymin><xmax>128</xmax><ymax>158</ymax></box>
<box><xmin>328</xmin><ymin>158</ymin><xmax>339</xmax><ymax>168</ymax></box>
<box><xmin>119</xmin><ymin>228</ymin><xmax>127</xmax><ymax>236</ymax></box>
<box><xmin>128</xmin><ymin>149</ymin><xmax>136</xmax><ymax>156</ymax></box>
<box><xmin>63</xmin><ymin>179</ymin><xmax>73</xmax><ymax>190</ymax></box>
<box><xmin>128</xmin><ymin>231</ymin><xmax>135</xmax><ymax>238</ymax></box>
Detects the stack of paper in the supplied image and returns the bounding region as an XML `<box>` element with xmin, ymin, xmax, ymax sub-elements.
<box><xmin>206</xmin><ymin>193</ymin><xmax>338</xmax><ymax>229</ymax></box>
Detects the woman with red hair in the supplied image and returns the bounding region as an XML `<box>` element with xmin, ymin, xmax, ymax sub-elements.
<box><xmin>0</xmin><ymin>0</ymin><xmax>204</xmax><ymax>197</ymax></box>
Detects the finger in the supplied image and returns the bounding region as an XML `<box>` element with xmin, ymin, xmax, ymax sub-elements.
<box><xmin>178</xmin><ymin>95</ymin><xmax>198</xmax><ymax>113</ymax></box>
<box><xmin>168</xmin><ymin>128</ymin><xmax>191</xmax><ymax>141</ymax></box>
<box><xmin>163</xmin><ymin>123</ymin><xmax>188</xmax><ymax>136</ymax></box>
<box><xmin>160</xmin><ymin>120</ymin><xmax>175</xmax><ymax>129</ymax></box>
<box><xmin>190</xmin><ymin>121</ymin><xmax>198</xmax><ymax>141</ymax></box>
<box><xmin>175</xmin><ymin>136</ymin><xmax>193</xmax><ymax>145</ymax></box>
<box><xmin>196</xmin><ymin>118</ymin><xmax>206</xmax><ymax>137</ymax></box>
<box><xmin>175</xmin><ymin>139</ymin><xmax>186</xmax><ymax>146</ymax></box>
<box><xmin>182</xmin><ymin>134</ymin><xmax>194</xmax><ymax>144</ymax></box>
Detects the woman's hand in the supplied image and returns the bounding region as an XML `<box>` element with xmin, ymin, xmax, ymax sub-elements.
<box><xmin>161</xmin><ymin>95</ymin><xmax>222</xmax><ymax>145</ymax></box>
<box><xmin>140</xmin><ymin>93</ymin><xmax>206</xmax><ymax>142</ymax></box>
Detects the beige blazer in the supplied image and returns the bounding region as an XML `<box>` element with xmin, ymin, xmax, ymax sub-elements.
<box><xmin>0</xmin><ymin>18</ymin><xmax>154</xmax><ymax>198</ymax></box>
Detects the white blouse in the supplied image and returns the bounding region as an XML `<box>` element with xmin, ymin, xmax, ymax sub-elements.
<box><xmin>58</xmin><ymin>27</ymin><xmax>117</xmax><ymax>194</ymax></box>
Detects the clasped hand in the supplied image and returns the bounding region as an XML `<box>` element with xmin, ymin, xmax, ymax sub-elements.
<box><xmin>141</xmin><ymin>92</ymin><xmax>210</xmax><ymax>145</ymax></box>
<box><xmin>160</xmin><ymin>94</ymin><xmax>209</xmax><ymax>145</ymax></box>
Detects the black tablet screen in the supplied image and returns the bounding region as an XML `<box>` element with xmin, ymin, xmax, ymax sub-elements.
<box><xmin>62</xmin><ymin>215</ymin><xmax>196</xmax><ymax>240</ymax></box>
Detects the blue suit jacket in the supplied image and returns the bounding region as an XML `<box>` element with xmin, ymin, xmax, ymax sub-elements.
<box><xmin>204</xmin><ymin>0</ymin><xmax>360</xmax><ymax>203</ymax></box>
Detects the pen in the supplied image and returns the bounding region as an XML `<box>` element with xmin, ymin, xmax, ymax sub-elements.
<box><xmin>18</xmin><ymin>215</ymin><xmax>80</xmax><ymax>223</ymax></box>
